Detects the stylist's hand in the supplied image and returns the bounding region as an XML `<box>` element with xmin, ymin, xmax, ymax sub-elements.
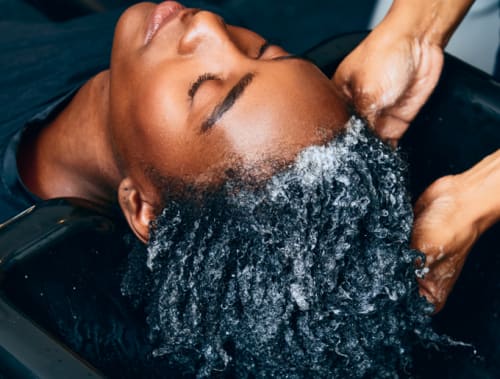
<box><xmin>411</xmin><ymin>150</ymin><xmax>500</xmax><ymax>313</ymax></box>
<box><xmin>333</xmin><ymin>0</ymin><xmax>474</xmax><ymax>146</ymax></box>
<box><xmin>410</xmin><ymin>176</ymin><xmax>477</xmax><ymax>313</ymax></box>
<box><xmin>334</xmin><ymin>25</ymin><xmax>443</xmax><ymax>145</ymax></box>
<box><xmin>333</xmin><ymin>22</ymin><xmax>443</xmax><ymax>146</ymax></box>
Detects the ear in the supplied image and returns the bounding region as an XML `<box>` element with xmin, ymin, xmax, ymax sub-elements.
<box><xmin>118</xmin><ymin>177</ymin><xmax>156</xmax><ymax>244</ymax></box>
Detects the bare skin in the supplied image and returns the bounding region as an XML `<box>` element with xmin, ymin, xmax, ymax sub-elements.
<box><xmin>334</xmin><ymin>0</ymin><xmax>474</xmax><ymax>145</ymax></box>
<box><xmin>19</xmin><ymin>3</ymin><xmax>349</xmax><ymax>243</ymax></box>
<box><xmin>18</xmin><ymin>71</ymin><xmax>119</xmax><ymax>205</ymax></box>
<box><xmin>17</xmin><ymin>1</ymin><xmax>490</xmax><ymax>312</ymax></box>
<box><xmin>411</xmin><ymin>150</ymin><xmax>500</xmax><ymax>312</ymax></box>
<box><xmin>333</xmin><ymin>0</ymin><xmax>496</xmax><ymax>312</ymax></box>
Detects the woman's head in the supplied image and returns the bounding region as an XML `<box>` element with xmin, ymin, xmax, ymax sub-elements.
<box><xmin>122</xmin><ymin>118</ymin><xmax>437</xmax><ymax>378</ymax></box>
<box><xmin>107</xmin><ymin>1</ymin><xmax>349</xmax><ymax>242</ymax></box>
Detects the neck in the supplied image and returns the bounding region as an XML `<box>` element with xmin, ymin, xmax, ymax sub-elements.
<box><xmin>18</xmin><ymin>70</ymin><xmax>122</xmax><ymax>205</ymax></box>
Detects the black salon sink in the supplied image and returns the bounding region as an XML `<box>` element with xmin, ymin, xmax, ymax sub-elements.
<box><xmin>0</xmin><ymin>33</ymin><xmax>499</xmax><ymax>378</ymax></box>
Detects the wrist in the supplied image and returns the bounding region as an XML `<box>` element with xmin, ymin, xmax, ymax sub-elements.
<box><xmin>385</xmin><ymin>0</ymin><xmax>474</xmax><ymax>47</ymax></box>
<box><xmin>455</xmin><ymin>149</ymin><xmax>500</xmax><ymax>236</ymax></box>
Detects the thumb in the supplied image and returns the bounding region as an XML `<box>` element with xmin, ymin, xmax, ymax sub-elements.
<box><xmin>333</xmin><ymin>61</ymin><xmax>381</xmax><ymax>127</ymax></box>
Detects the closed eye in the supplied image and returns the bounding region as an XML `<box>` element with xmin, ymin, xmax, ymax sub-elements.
<box><xmin>257</xmin><ymin>41</ymin><xmax>272</xmax><ymax>59</ymax></box>
<box><xmin>188</xmin><ymin>73</ymin><xmax>220</xmax><ymax>103</ymax></box>
<box><xmin>258</xmin><ymin>41</ymin><xmax>315</xmax><ymax>64</ymax></box>
<box><xmin>257</xmin><ymin>41</ymin><xmax>308</xmax><ymax>63</ymax></box>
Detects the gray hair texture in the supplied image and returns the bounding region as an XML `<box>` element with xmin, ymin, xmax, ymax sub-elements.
<box><xmin>121</xmin><ymin>117</ymin><xmax>439</xmax><ymax>378</ymax></box>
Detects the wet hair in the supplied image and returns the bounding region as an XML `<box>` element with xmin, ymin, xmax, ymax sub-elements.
<box><xmin>121</xmin><ymin>116</ymin><xmax>439</xmax><ymax>378</ymax></box>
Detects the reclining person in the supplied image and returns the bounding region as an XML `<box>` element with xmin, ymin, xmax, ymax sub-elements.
<box><xmin>0</xmin><ymin>0</ymin><xmax>498</xmax><ymax>375</ymax></box>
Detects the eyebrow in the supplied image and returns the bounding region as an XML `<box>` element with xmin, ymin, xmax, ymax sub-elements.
<box><xmin>199</xmin><ymin>55</ymin><xmax>310</xmax><ymax>133</ymax></box>
<box><xmin>200</xmin><ymin>72</ymin><xmax>255</xmax><ymax>133</ymax></box>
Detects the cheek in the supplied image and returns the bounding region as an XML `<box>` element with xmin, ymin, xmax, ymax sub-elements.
<box><xmin>111</xmin><ymin>3</ymin><xmax>154</xmax><ymax>65</ymax></box>
<box><xmin>227</xmin><ymin>25</ymin><xmax>264</xmax><ymax>55</ymax></box>
<box><xmin>132</xmin><ymin>66</ymin><xmax>188</xmax><ymax>132</ymax></box>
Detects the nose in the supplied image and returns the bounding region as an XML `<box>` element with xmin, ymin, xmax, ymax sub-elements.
<box><xmin>178</xmin><ymin>10</ymin><xmax>236</xmax><ymax>56</ymax></box>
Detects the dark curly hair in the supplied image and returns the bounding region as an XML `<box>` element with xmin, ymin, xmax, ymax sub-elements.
<box><xmin>121</xmin><ymin>117</ymin><xmax>439</xmax><ymax>378</ymax></box>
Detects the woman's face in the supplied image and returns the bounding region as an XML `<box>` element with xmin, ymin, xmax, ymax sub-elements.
<box><xmin>109</xmin><ymin>1</ymin><xmax>348</xmax><ymax>201</ymax></box>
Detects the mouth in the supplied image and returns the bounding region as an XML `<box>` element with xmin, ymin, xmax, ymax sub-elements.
<box><xmin>145</xmin><ymin>1</ymin><xmax>185</xmax><ymax>45</ymax></box>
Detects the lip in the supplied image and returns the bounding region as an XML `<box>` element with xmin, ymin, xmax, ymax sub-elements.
<box><xmin>145</xmin><ymin>1</ymin><xmax>185</xmax><ymax>45</ymax></box>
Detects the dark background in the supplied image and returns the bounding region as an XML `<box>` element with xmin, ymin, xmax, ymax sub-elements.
<box><xmin>0</xmin><ymin>0</ymin><xmax>376</xmax><ymax>54</ymax></box>
<box><xmin>2</xmin><ymin>0</ymin><xmax>497</xmax><ymax>76</ymax></box>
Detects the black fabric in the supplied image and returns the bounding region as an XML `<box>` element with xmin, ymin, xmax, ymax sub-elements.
<box><xmin>0</xmin><ymin>9</ymin><xmax>121</xmax><ymax>222</ymax></box>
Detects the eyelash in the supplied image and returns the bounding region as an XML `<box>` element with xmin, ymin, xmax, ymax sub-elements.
<box><xmin>257</xmin><ymin>41</ymin><xmax>271</xmax><ymax>58</ymax></box>
<box><xmin>187</xmin><ymin>41</ymin><xmax>284</xmax><ymax>103</ymax></box>
<box><xmin>188</xmin><ymin>73</ymin><xmax>220</xmax><ymax>101</ymax></box>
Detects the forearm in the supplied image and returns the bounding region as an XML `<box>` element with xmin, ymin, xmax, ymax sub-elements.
<box><xmin>382</xmin><ymin>0</ymin><xmax>474</xmax><ymax>47</ymax></box>
<box><xmin>456</xmin><ymin>149</ymin><xmax>500</xmax><ymax>236</ymax></box>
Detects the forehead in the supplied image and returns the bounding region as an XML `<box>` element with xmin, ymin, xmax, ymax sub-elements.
<box><xmin>216</xmin><ymin>61</ymin><xmax>344</xmax><ymax>160</ymax></box>
<box><xmin>136</xmin><ymin>60</ymin><xmax>345</xmax><ymax>179</ymax></box>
